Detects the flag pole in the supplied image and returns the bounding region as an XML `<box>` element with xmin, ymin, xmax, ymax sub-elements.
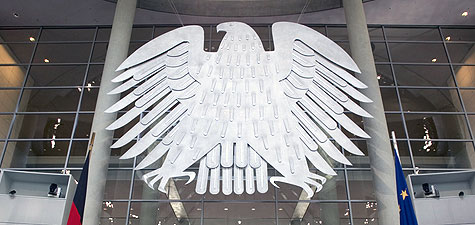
<box><xmin>87</xmin><ymin>132</ymin><xmax>96</xmax><ymax>153</ymax></box>
<box><xmin>391</xmin><ymin>131</ymin><xmax>401</xmax><ymax>164</ymax></box>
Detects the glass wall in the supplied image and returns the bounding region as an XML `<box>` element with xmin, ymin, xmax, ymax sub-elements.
<box><xmin>0</xmin><ymin>24</ymin><xmax>474</xmax><ymax>225</ymax></box>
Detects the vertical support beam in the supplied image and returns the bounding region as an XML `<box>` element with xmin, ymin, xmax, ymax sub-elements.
<box><xmin>342</xmin><ymin>1</ymin><xmax>399</xmax><ymax>225</ymax></box>
<box><xmin>82</xmin><ymin>0</ymin><xmax>137</xmax><ymax>224</ymax></box>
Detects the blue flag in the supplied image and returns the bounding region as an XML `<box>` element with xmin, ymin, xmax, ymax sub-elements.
<box><xmin>394</xmin><ymin>150</ymin><xmax>418</xmax><ymax>225</ymax></box>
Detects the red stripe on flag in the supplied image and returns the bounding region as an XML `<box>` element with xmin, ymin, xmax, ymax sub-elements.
<box><xmin>67</xmin><ymin>203</ymin><xmax>82</xmax><ymax>225</ymax></box>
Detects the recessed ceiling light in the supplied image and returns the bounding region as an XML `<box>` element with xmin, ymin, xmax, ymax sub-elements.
<box><xmin>196</xmin><ymin>208</ymin><xmax>201</xmax><ymax>211</ymax></box>
<box><xmin>445</xmin><ymin>36</ymin><xmax>451</xmax><ymax>41</ymax></box>
<box><xmin>251</xmin><ymin>208</ymin><xmax>256</xmax><ymax>211</ymax></box>
<box><xmin>431</xmin><ymin>58</ymin><xmax>437</xmax><ymax>63</ymax></box>
<box><xmin>44</xmin><ymin>58</ymin><xmax>50</xmax><ymax>63</ymax></box>
<box><xmin>224</xmin><ymin>207</ymin><xmax>229</xmax><ymax>211</ymax></box>
<box><xmin>462</xmin><ymin>11</ymin><xmax>469</xmax><ymax>17</ymax></box>
<box><xmin>278</xmin><ymin>208</ymin><xmax>283</xmax><ymax>211</ymax></box>
<box><xmin>29</xmin><ymin>37</ymin><xmax>35</xmax><ymax>42</ymax></box>
<box><xmin>238</xmin><ymin>220</ymin><xmax>242</xmax><ymax>224</ymax></box>
<box><xmin>377</xmin><ymin>75</ymin><xmax>381</xmax><ymax>80</ymax></box>
<box><xmin>13</xmin><ymin>13</ymin><xmax>19</xmax><ymax>18</ymax></box>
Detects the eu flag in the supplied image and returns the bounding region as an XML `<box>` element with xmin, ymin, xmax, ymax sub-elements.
<box><xmin>394</xmin><ymin>150</ymin><xmax>418</xmax><ymax>225</ymax></box>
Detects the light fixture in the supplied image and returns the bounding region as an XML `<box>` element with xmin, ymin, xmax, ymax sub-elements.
<box><xmin>224</xmin><ymin>207</ymin><xmax>229</xmax><ymax>211</ymax></box>
<box><xmin>431</xmin><ymin>58</ymin><xmax>437</xmax><ymax>63</ymax></box>
<box><xmin>462</xmin><ymin>11</ymin><xmax>469</xmax><ymax>17</ymax></box>
<box><xmin>44</xmin><ymin>58</ymin><xmax>50</xmax><ymax>63</ymax></box>
<box><xmin>445</xmin><ymin>36</ymin><xmax>451</xmax><ymax>41</ymax></box>
<box><xmin>251</xmin><ymin>208</ymin><xmax>256</xmax><ymax>211</ymax></box>
<box><xmin>238</xmin><ymin>220</ymin><xmax>242</xmax><ymax>224</ymax></box>
<box><xmin>278</xmin><ymin>208</ymin><xmax>283</xmax><ymax>211</ymax></box>
<box><xmin>29</xmin><ymin>37</ymin><xmax>35</xmax><ymax>42</ymax></box>
<box><xmin>13</xmin><ymin>13</ymin><xmax>19</xmax><ymax>18</ymax></box>
<box><xmin>377</xmin><ymin>75</ymin><xmax>381</xmax><ymax>80</ymax></box>
<box><xmin>196</xmin><ymin>208</ymin><xmax>201</xmax><ymax>211</ymax></box>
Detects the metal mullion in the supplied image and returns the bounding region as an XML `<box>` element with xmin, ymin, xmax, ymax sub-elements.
<box><xmin>382</xmin><ymin>25</ymin><xmax>417</xmax><ymax>172</ymax></box>
<box><xmin>439</xmin><ymin>26</ymin><xmax>475</xmax><ymax>155</ymax></box>
<box><xmin>343</xmin><ymin>163</ymin><xmax>354</xmax><ymax>225</ymax></box>
<box><xmin>0</xmin><ymin>27</ymin><xmax>42</xmax><ymax>166</ymax></box>
<box><xmin>64</xmin><ymin>27</ymin><xmax>98</xmax><ymax>169</ymax></box>
<box><xmin>395</xmin><ymin>86</ymin><xmax>459</xmax><ymax>89</ymax></box>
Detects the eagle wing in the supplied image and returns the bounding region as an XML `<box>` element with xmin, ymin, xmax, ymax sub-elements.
<box><xmin>105</xmin><ymin>25</ymin><xmax>206</xmax><ymax>180</ymax></box>
<box><xmin>271</xmin><ymin>22</ymin><xmax>372</xmax><ymax>184</ymax></box>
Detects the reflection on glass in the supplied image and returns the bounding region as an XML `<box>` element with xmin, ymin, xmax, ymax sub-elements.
<box><xmin>442</xmin><ymin>28</ymin><xmax>475</xmax><ymax>42</ymax></box>
<box><xmin>68</xmin><ymin>141</ymin><xmax>89</xmax><ymax>167</ymax></box>
<box><xmin>376</xmin><ymin>64</ymin><xmax>394</xmax><ymax>86</ymax></box>
<box><xmin>33</xmin><ymin>43</ymin><xmax>92</xmax><ymax>63</ymax></box>
<box><xmin>103</xmin><ymin>170</ymin><xmax>131</xmax><ymax>200</ymax></box>
<box><xmin>372</xmin><ymin>42</ymin><xmax>389</xmax><ymax>62</ymax></box>
<box><xmin>40</xmin><ymin>29</ymin><xmax>95</xmax><ymax>41</ymax></box>
<box><xmin>394</xmin><ymin>65</ymin><xmax>455</xmax><ymax>87</ymax></box>
<box><xmin>347</xmin><ymin>170</ymin><xmax>375</xmax><ymax>200</ymax></box>
<box><xmin>351</xmin><ymin>202</ymin><xmax>378</xmax><ymax>225</ymax></box>
<box><xmin>0</xmin><ymin>66</ymin><xmax>27</xmax><ymax>87</ymax></box>
<box><xmin>447</xmin><ymin>43</ymin><xmax>475</xmax><ymax>63</ymax></box>
<box><xmin>27</xmin><ymin>65</ymin><xmax>86</xmax><ymax>86</ymax></box>
<box><xmin>411</xmin><ymin>141</ymin><xmax>475</xmax><ymax>168</ymax></box>
<box><xmin>2</xmin><ymin>140</ymin><xmax>68</xmax><ymax>168</ymax></box>
<box><xmin>11</xmin><ymin>114</ymin><xmax>75</xmax><ymax>139</ymax></box>
<box><xmin>380</xmin><ymin>88</ymin><xmax>399</xmax><ymax>111</ymax></box>
<box><xmin>384</xmin><ymin>28</ymin><xmax>441</xmax><ymax>41</ymax></box>
<box><xmin>100</xmin><ymin>201</ymin><xmax>127</xmax><ymax>225</ymax></box>
<box><xmin>389</xmin><ymin>43</ymin><xmax>447</xmax><ymax>63</ymax></box>
<box><xmin>129</xmin><ymin>201</ymin><xmax>201</xmax><ymax>225</ymax></box>
<box><xmin>204</xmin><ymin>202</ymin><xmax>276</xmax><ymax>225</ymax></box>
<box><xmin>130</xmin><ymin>27</ymin><xmax>153</xmax><ymax>41</ymax></box>
<box><xmin>0</xmin><ymin>89</ymin><xmax>23</xmax><ymax>112</ymax></box>
<box><xmin>20</xmin><ymin>88</ymin><xmax>81</xmax><ymax>112</ymax></box>
<box><xmin>0</xmin><ymin>43</ymin><xmax>34</xmax><ymax>64</ymax></box>
<box><xmin>0</xmin><ymin>29</ymin><xmax>39</xmax><ymax>42</ymax></box>
<box><xmin>91</xmin><ymin>43</ymin><xmax>107</xmax><ymax>62</ymax></box>
<box><xmin>399</xmin><ymin>88</ymin><xmax>462</xmax><ymax>112</ymax></box>
<box><xmin>405</xmin><ymin>114</ymin><xmax>470</xmax><ymax>139</ymax></box>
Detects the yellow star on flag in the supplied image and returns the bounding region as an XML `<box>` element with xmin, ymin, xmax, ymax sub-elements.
<box><xmin>401</xmin><ymin>189</ymin><xmax>409</xmax><ymax>200</ymax></box>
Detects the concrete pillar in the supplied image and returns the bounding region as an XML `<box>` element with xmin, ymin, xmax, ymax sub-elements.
<box><xmin>342</xmin><ymin>1</ymin><xmax>399</xmax><ymax>225</ymax></box>
<box><xmin>82</xmin><ymin>0</ymin><xmax>136</xmax><ymax>224</ymax></box>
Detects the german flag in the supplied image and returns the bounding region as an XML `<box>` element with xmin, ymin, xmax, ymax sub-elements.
<box><xmin>67</xmin><ymin>151</ymin><xmax>90</xmax><ymax>225</ymax></box>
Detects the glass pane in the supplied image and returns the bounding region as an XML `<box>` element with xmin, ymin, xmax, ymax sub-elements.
<box><xmin>389</xmin><ymin>43</ymin><xmax>448</xmax><ymax>63</ymax></box>
<box><xmin>380</xmin><ymin>87</ymin><xmax>399</xmax><ymax>111</ymax></box>
<box><xmin>10</xmin><ymin>114</ymin><xmax>75</xmax><ymax>139</ymax></box>
<box><xmin>74</xmin><ymin>113</ymin><xmax>93</xmax><ymax>138</ymax></box>
<box><xmin>96</xmin><ymin>28</ymin><xmax>111</xmax><ymax>41</ymax></box>
<box><xmin>376</xmin><ymin>64</ymin><xmax>394</xmax><ymax>86</ymax></box>
<box><xmin>384</xmin><ymin>28</ymin><xmax>441</xmax><ymax>41</ymax></box>
<box><xmin>132</xmin><ymin>169</ymin><xmax>163</xmax><ymax>200</ymax></box>
<box><xmin>91</xmin><ymin>42</ymin><xmax>107</xmax><ymax>62</ymax></box>
<box><xmin>386</xmin><ymin>113</ymin><xmax>407</xmax><ymax>138</ymax></box>
<box><xmin>454</xmin><ymin>65</ymin><xmax>475</xmax><ymax>87</ymax></box>
<box><xmin>347</xmin><ymin>140</ymin><xmax>411</xmax><ymax>168</ymax></box>
<box><xmin>399</xmin><ymin>88</ymin><xmax>462</xmax><ymax>112</ymax></box>
<box><xmin>411</xmin><ymin>141</ymin><xmax>475</xmax><ymax>169</ymax></box>
<box><xmin>153</xmin><ymin>26</ymin><xmax>176</xmax><ymax>38</ymax></box>
<box><xmin>394</xmin><ymin>65</ymin><xmax>455</xmax><ymax>87</ymax></box>
<box><xmin>308</xmin><ymin>26</ymin><xmax>326</xmax><ymax>35</ymax></box>
<box><xmin>0</xmin><ymin>115</ymin><xmax>13</xmax><ymax>138</ymax></box>
<box><xmin>129</xmin><ymin>201</ymin><xmax>201</xmax><ymax>225</ymax></box>
<box><xmin>446</xmin><ymin>43</ymin><xmax>475</xmax><ymax>63</ymax></box>
<box><xmin>335</xmin><ymin>41</ymin><xmax>351</xmax><ymax>55</ymax></box>
<box><xmin>20</xmin><ymin>88</ymin><xmax>81</xmax><ymax>112</ymax></box>
<box><xmin>300</xmin><ymin>203</ymin><xmax>351</xmax><ymax>225</ymax></box>
<box><xmin>442</xmin><ymin>28</ymin><xmax>475</xmax><ymax>42</ymax></box>
<box><xmin>0</xmin><ymin>29</ymin><xmax>39</xmax><ymax>42</ymax></box>
<box><xmin>0</xmin><ymin>89</ymin><xmax>21</xmax><ymax>112</ymax></box>
<box><xmin>68</xmin><ymin>140</ymin><xmax>89</xmax><ymax>167</ymax></box>
<box><xmin>131</xmin><ymin>27</ymin><xmax>153</xmax><ymax>41</ymax></box>
<box><xmin>277</xmin><ymin>171</ymin><xmax>347</xmax><ymax>200</ymax></box>
<box><xmin>109</xmin><ymin>141</ymin><xmax>134</xmax><ymax>168</ymax></box>
<box><xmin>461</xmin><ymin>90</ymin><xmax>475</xmax><ymax>112</ymax></box>
<box><xmin>204</xmin><ymin>202</ymin><xmax>276</xmax><ymax>225</ymax></box>
<box><xmin>128</xmin><ymin>42</ymin><xmax>146</xmax><ymax>55</ymax></box>
<box><xmin>27</xmin><ymin>65</ymin><xmax>87</xmax><ymax>86</ymax></box>
<box><xmin>372</xmin><ymin>42</ymin><xmax>389</xmax><ymax>62</ymax></box>
<box><xmin>0</xmin><ymin>43</ymin><xmax>34</xmax><ymax>64</ymax></box>
<box><xmin>352</xmin><ymin>202</ymin><xmax>379</xmax><ymax>225</ymax></box>
<box><xmin>100</xmin><ymin>201</ymin><xmax>127</xmax><ymax>225</ymax></box>
<box><xmin>0</xmin><ymin>65</ymin><xmax>27</xmax><ymax>87</ymax></box>
<box><xmin>40</xmin><ymin>28</ymin><xmax>95</xmax><ymax>41</ymax></box>
<box><xmin>368</xmin><ymin>27</ymin><xmax>384</xmax><ymax>40</ymax></box>
<box><xmin>86</xmin><ymin>64</ymin><xmax>103</xmax><ymax>87</ymax></box>
<box><xmin>347</xmin><ymin>170</ymin><xmax>375</xmax><ymax>200</ymax></box>
<box><xmin>327</xmin><ymin>27</ymin><xmax>347</xmax><ymax>40</ymax></box>
<box><xmin>33</xmin><ymin>43</ymin><xmax>92</xmax><ymax>63</ymax></box>
<box><xmin>80</xmin><ymin>87</ymin><xmax>98</xmax><ymax>111</ymax></box>
<box><xmin>103</xmin><ymin>170</ymin><xmax>132</xmax><ymax>199</ymax></box>
<box><xmin>1</xmin><ymin>140</ymin><xmax>69</xmax><ymax>168</ymax></box>
<box><xmin>404</xmin><ymin>114</ymin><xmax>470</xmax><ymax>139</ymax></box>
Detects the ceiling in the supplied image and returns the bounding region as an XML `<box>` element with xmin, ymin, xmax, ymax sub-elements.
<box><xmin>0</xmin><ymin>0</ymin><xmax>473</xmax><ymax>26</ymax></box>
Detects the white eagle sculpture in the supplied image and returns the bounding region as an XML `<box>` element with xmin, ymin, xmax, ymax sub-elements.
<box><xmin>106</xmin><ymin>22</ymin><xmax>372</xmax><ymax>198</ymax></box>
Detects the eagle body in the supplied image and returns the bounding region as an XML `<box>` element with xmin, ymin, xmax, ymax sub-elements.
<box><xmin>106</xmin><ymin>22</ymin><xmax>372</xmax><ymax>198</ymax></box>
